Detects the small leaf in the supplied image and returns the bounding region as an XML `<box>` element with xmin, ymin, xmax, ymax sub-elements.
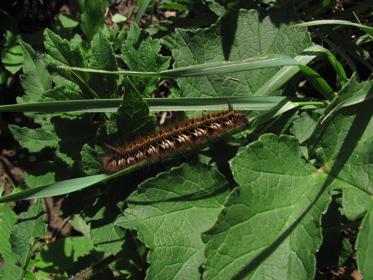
<box><xmin>44</xmin><ymin>29</ymin><xmax>89</xmax><ymax>95</ymax></box>
<box><xmin>58</xmin><ymin>14</ymin><xmax>79</xmax><ymax>29</ymax></box>
<box><xmin>69</xmin><ymin>215</ymin><xmax>91</xmax><ymax>238</ymax></box>
<box><xmin>30</xmin><ymin>236</ymin><xmax>96</xmax><ymax>274</ymax></box>
<box><xmin>10</xmin><ymin>200</ymin><xmax>46</xmax><ymax>268</ymax></box>
<box><xmin>19</xmin><ymin>42</ymin><xmax>51</xmax><ymax>103</ymax></box>
<box><xmin>89</xmin><ymin>31</ymin><xmax>118</xmax><ymax>98</ymax></box>
<box><xmin>108</xmin><ymin>88</ymin><xmax>155</xmax><ymax>141</ymax></box>
<box><xmin>291</xmin><ymin>112</ymin><xmax>317</xmax><ymax>143</ymax></box>
<box><xmin>81</xmin><ymin>0</ymin><xmax>107</xmax><ymax>42</ymax></box>
<box><xmin>0</xmin><ymin>205</ymin><xmax>22</xmax><ymax>279</ymax></box>
<box><xmin>8</xmin><ymin>124</ymin><xmax>59</xmax><ymax>153</ymax></box>
<box><xmin>44</xmin><ymin>28</ymin><xmax>84</xmax><ymax>67</ymax></box>
<box><xmin>1</xmin><ymin>31</ymin><xmax>23</xmax><ymax>74</ymax></box>
<box><xmin>111</xmin><ymin>13</ymin><xmax>127</xmax><ymax>24</ymax></box>
<box><xmin>115</xmin><ymin>163</ymin><xmax>231</xmax><ymax>280</ymax></box>
<box><xmin>121</xmin><ymin>23</ymin><xmax>170</xmax><ymax>95</ymax></box>
<box><xmin>81</xmin><ymin>144</ymin><xmax>104</xmax><ymax>175</ymax></box>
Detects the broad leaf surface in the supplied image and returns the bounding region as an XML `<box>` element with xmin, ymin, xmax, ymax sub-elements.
<box><xmin>116</xmin><ymin>163</ymin><xmax>231</xmax><ymax>280</ymax></box>
<box><xmin>312</xmin><ymin>79</ymin><xmax>373</xmax><ymax>279</ymax></box>
<box><xmin>203</xmin><ymin>134</ymin><xmax>333</xmax><ymax>280</ymax></box>
<box><xmin>173</xmin><ymin>9</ymin><xmax>312</xmax><ymax>97</ymax></box>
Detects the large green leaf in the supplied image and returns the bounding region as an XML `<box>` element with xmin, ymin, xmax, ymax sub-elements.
<box><xmin>172</xmin><ymin>9</ymin><xmax>313</xmax><ymax>97</ymax></box>
<box><xmin>115</xmin><ymin>163</ymin><xmax>231</xmax><ymax>280</ymax></box>
<box><xmin>311</xmin><ymin>80</ymin><xmax>373</xmax><ymax>279</ymax></box>
<box><xmin>203</xmin><ymin>134</ymin><xmax>333</xmax><ymax>280</ymax></box>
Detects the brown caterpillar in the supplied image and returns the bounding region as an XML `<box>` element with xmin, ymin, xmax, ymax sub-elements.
<box><xmin>103</xmin><ymin>111</ymin><xmax>248</xmax><ymax>173</ymax></box>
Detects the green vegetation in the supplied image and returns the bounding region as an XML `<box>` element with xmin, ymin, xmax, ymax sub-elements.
<box><xmin>0</xmin><ymin>0</ymin><xmax>372</xmax><ymax>279</ymax></box>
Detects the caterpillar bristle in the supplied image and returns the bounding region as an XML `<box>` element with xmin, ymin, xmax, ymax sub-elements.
<box><xmin>103</xmin><ymin>111</ymin><xmax>248</xmax><ymax>174</ymax></box>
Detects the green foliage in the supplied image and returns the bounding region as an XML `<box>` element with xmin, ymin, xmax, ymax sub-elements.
<box><xmin>204</xmin><ymin>134</ymin><xmax>332</xmax><ymax>279</ymax></box>
<box><xmin>0</xmin><ymin>201</ymin><xmax>46</xmax><ymax>279</ymax></box>
<box><xmin>0</xmin><ymin>0</ymin><xmax>372</xmax><ymax>279</ymax></box>
<box><xmin>172</xmin><ymin>9</ymin><xmax>312</xmax><ymax>97</ymax></box>
<box><xmin>122</xmin><ymin>23</ymin><xmax>170</xmax><ymax>95</ymax></box>
<box><xmin>116</xmin><ymin>163</ymin><xmax>231</xmax><ymax>279</ymax></box>
<box><xmin>1</xmin><ymin>31</ymin><xmax>23</xmax><ymax>75</ymax></box>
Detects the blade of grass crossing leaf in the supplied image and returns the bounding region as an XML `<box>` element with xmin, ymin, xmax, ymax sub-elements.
<box><xmin>0</xmin><ymin>175</ymin><xmax>108</xmax><ymax>203</ymax></box>
<box><xmin>255</xmin><ymin>44</ymin><xmax>327</xmax><ymax>96</ymax></box>
<box><xmin>0</xmin><ymin>96</ymin><xmax>290</xmax><ymax>113</ymax></box>
<box><xmin>322</xmin><ymin>81</ymin><xmax>373</xmax><ymax>123</ymax></box>
<box><xmin>135</xmin><ymin>0</ymin><xmax>152</xmax><ymax>24</ymax></box>
<box><xmin>314</xmin><ymin>31</ymin><xmax>358</xmax><ymax>80</ymax></box>
<box><xmin>0</xmin><ymin>160</ymin><xmax>153</xmax><ymax>203</ymax></box>
<box><xmin>57</xmin><ymin>55</ymin><xmax>300</xmax><ymax>77</ymax></box>
<box><xmin>59</xmin><ymin>54</ymin><xmax>334</xmax><ymax>99</ymax></box>
<box><xmin>294</xmin><ymin>20</ymin><xmax>373</xmax><ymax>37</ymax></box>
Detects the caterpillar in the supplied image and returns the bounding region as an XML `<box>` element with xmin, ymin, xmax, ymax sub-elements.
<box><xmin>103</xmin><ymin>111</ymin><xmax>249</xmax><ymax>173</ymax></box>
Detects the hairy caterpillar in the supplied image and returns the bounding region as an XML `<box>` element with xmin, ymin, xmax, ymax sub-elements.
<box><xmin>103</xmin><ymin>111</ymin><xmax>248</xmax><ymax>173</ymax></box>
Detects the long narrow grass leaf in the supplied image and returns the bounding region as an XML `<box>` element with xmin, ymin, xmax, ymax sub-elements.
<box><xmin>294</xmin><ymin>20</ymin><xmax>373</xmax><ymax>36</ymax></box>
<box><xmin>0</xmin><ymin>160</ymin><xmax>149</xmax><ymax>203</ymax></box>
<box><xmin>0</xmin><ymin>175</ymin><xmax>108</xmax><ymax>203</ymax></box>
<box><xmin>135</xmin><ymin>0</ymin><xmax>152</xmax><ymax>24</ymax></box>
<box><xmin>324</xmin><ymin>51</ymin><xmax>348</xmax><ymax>87</ymax></box>
<box><xmin>256</xmin><ymin>45</ymin><xmax>327</xmax><ymax>96</ymax></box>
<box><xmin>57</xmin><ymin>55</ymin><xmax>302</xmax><ymax>77</ymax></box>
<box><xmin>0</xmin><ymin>96</ymin><xmax>289</xmax><ymax>113</ymax></box>
<box><xmin>298</xmin><ymin>65</ymin><xmax>335</xmax><ymax>99</ymax></box>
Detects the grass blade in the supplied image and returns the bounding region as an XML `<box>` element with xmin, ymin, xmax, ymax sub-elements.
<box><xmin>0</xmin><ymin>161</ymin><xmax>148</xmax><ymax>203</ymax></box>
<box><xmin>256</xmin><ymin>45</ymin><xmax>327</xmax><ymax>96</ymax></box>
<box><xmin>0</xmin><ymin>96</ymin><xmax>289</xmax><ymax>113</ymax></box>
<box><xmin>135</xmin><ymin>0</ymin><xmax>152</xmax><ymax>24</ymax></box>
<box><xmin>57</xmin><ymin>55</ymin><xmax>301</xmax><ymax>77</ymax></box>
<box><xmin>294</xmin><ymin>20</ymin><xmax>373</xmax><ymax>36</ymax></box>
<box><xmin>0</xmin><ymin>175</ymin><xmax>108</xmax><ymax>203</ymax></box>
